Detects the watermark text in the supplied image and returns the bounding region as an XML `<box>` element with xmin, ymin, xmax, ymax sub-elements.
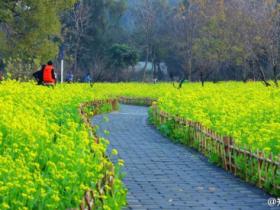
<box><xmin>267</xmin><ymin>198</ymin><xmax>280</xmax><ymax>207</ymax></box>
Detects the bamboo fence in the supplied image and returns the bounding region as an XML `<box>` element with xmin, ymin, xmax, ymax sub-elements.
<box><xmin>75</xmin><ymin>98</ymin><xmax>118</xmax><ymax>210</ymax></box>
<box><xmin>118</xmin><ymin>96</ymin><xmax>155</xmax><ymax>106</ymax></box>
<box><xmin>76</xmin><ymin>96</ymin><xmax>280</xmax><ymax>203</ymax></box>
<box><xmin>118</xmin><ymin>96</ymin><xmax>280</xmax><ymax>196</ymax></box>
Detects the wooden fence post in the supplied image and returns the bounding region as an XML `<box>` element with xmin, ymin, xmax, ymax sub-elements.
<box><xmin>188</xmin><ymin>121</ymin><xmax>194</xmax><ymax>146</ymax></box>
<box><xmin>155</xmin><ymin>106</ymin><xmax>158</xmax><ymax>123</ymax></box>
<box><xmin>162</xmin><ymin>112</ymin><xmax>166</xmax><ymax>124</ymax></box>
<box><xmin>152</xmin><ymin>103</ymin><xmax>156</xmax><ymax>122</ymax></box>
<box><xmin>257</xmin><ymin>151</ymin><xmax>264</xmax><ymax>188</ymax></box>
<box><xmin>223</xmin><ymin>137</ymin><xmax>234</xmax><ymax>171</ymax></box>
<box><xmin>87</xmin><ymin>97</ymin><xmax>280</xmax><ymax>196</ymax></box>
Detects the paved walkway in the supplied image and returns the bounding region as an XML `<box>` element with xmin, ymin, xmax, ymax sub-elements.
<box><xmin>92</xmin><ymin>105</ymin><xmax>273</xmax><ymax>210</ymax></box>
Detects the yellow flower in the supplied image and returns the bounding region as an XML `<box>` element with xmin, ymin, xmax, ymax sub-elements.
<box><xmin>51</xmin><ymin>194</ymin><xmax>60</xmax><ymax>202</ymax></box>
<box><xmin>2</xmin><ymin>203</ymin><xmax>10</xmax><ymax>209</ymax></box>
<box><xmin>118</xmin><ymin>159</ymin><xmax>125</xmax><ymax>167</ymax></box>
<box><xmin>111</xmin><ymin>149</ymin><xmax>118</xmax><ymax>156</ymax></box>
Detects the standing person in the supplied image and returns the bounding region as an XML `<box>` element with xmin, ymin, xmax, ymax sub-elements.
<box><xmin>66</xmin><ymin>72</ymin><xmax>74</xmax><ymax>83</ymax></box>
<box><xmin>43</xmin><ymin>61</ymin><xmax>56</xmax><ymax>85</ymax></box>
<box><xmin>84</xmin><ymin>73</ymin><xmax>92</xmax><ymax>83</ymax></box>
<box><xmin>54</xmin><ymin>72</ymin><xmax>58</xmax><ymax>84</ymax></box>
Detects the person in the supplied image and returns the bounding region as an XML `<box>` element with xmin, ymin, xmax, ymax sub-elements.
<box><xmin>33</xmin><ymin>64</ymin><xmax>45</xmax><ymax>85</ymax></box>
<box><xmin>84</xmin><ymin>73</ymin><xmax>92</xmax><ymax>83</ymax></box>
<box><xmin>43</xmin><ymin>61</ymin><xmax>56</xmax><ymax>85</ymax></box>
<box><xmin>0</xmin><ymin>70</ymin><xmax>3</xmax><ymax>82</ymax></box>
<box><xmin>66</xmin><ymin>72</ymin><xmax>74</xmax><ymax>83</ymax></box>
<box><xmin>54</xmin><ymin>72</ymin><xmax>58</xmax><ymax>84</ymax></box>
<box><xmin>0</xmin><ymin>61</ymin><xmax>4</xmax><ymax>82</ymax></box>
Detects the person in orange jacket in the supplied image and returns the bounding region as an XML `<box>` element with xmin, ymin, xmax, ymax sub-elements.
<box><xmin>43</xmin><ymin>61</ymin><xmax>56</xmax><ymax>84</ymax></box>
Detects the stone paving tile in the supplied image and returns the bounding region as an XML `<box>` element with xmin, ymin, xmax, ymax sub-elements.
<box><xmin>92</xmin><ymin>105</ymin><xmax>275</xmax><ymax>210</ymax></box>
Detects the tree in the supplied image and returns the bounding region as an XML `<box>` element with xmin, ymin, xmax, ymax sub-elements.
<box><xmin>226</xmin><ymin>0</ymin><xmax>278</xmax><ymax>86</ymax></box>
<box><xmin>107</xmin><ymin>44</ymin><xmax>139</xmax><ymax>81</ymax></box>
<box><xmin>0</xmin><ymin>0</ymin><xmax>77</xmax><ymax>78</ymax></box>
<box><xmin>265</xmin><ymin>1</ymin><xmax>280</xmax><ymax>86</ymax></box>
<box><xmin>62</xmin><ymin>1</ymin><xmax>90</xmax><ymax>75</ymax></box>
<box><xmin>62</xmin><ymin>0</ymin><xmax>127</xmax><ymax>81</ymax></box>
<box><xmin>132</xmin><ymin>0</ymin><xmax>159</xmax><ymax>81</ymax></box>
<box><xmin>172</xmin><ymin>0</ymin><xmax>199</xmax><ymax>82</ymax></box>
<box><xmin>192</xmin><ymin>0</ymin><xmax>228</xmax><ymax>86</ymax></box>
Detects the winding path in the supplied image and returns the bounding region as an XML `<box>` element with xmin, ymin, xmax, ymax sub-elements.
<box><xmin>92</xmin><ymin>105</ymin><xmax>273</xmax><ymax>210</ymax></box>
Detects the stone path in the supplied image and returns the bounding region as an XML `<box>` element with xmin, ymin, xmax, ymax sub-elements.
<box><xmin>92</xmin><ymin>105</ymin><xmax>274</xmax><ymax>210</ymax></box>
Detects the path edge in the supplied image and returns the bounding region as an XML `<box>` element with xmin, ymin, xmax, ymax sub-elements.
<box><xmin>76</xmin><ymin>98</ymin><xmax>126</xmax><ymax>210</ymax></box>
<box><xmin>117</xmin><ymin>96</ymin><xmax>279</xmax><ymax>197</ymax></box>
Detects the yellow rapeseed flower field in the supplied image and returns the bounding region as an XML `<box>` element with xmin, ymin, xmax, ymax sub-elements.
<box><xmin>0</xmin><ymin>81</ymin><xmax>279</xmax><ymax>209</ymax></box>
<box><xmin>0</xmin><ymin>81</ymin><xmax>126</xmax><ymax>209</ymax></box>
<box><xmin>156</xmin><ymin>82</ymin><xmax>280</xmax><ymax>155</ymax></box>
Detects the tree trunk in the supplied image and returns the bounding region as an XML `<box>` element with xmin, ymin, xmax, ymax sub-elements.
<box><xmin>273</xmin><ymin>64</ymin><xmax>279</xmax><ymax>87</ymax></box>
<box><xmin>157</xmin><ymin>63</ymin><xmax>162</xmax><ymax>80</ymax></box>
<box><xmin>250</xmin><ymin>60</ymin><xmax>256</xmax><ymax>81</ymax></box>
<box><xmin>200</xmin><ymin>71</ymin><xmax>205</xmax><ymax>87</ymax></box>
<box><xmin>256</xmin><ymin>61</ymin><xmax>271</xmax><ymax>87</ymax></box>
<box><xmin>242</xmin><ymin>64</ymin><xmax>248</xmax><ymax>83</ymax></box>
<box><xmin>178</xmin><ymin>76</ymin><xmax>186</xmax><ymax>89</ymax></box>
<box><xmin>187</xmin><ymin>57</ymin><xmax>192</xmax><ymax>82</ymax></box>
<box><xmin>142</xmin><ymin>47</ymin><xmax>149</xmax><ymax>82</ymax></box>
<box><xmin>152</xmin><ymin>61</ymin><xmax>156</xmax><ymax>79</ymax></box>
<box><xmin>73</xmin><ymin>31</ymin><xmax>81</xmax><ymax>74</ymax></box>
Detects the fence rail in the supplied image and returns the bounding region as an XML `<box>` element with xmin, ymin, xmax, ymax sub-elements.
<box><xmin>118</xmin><ymin>96</ymin><xmax>280</xmax><ymax>196</ymax></box>
<box><xmin>118</xmin><ymin>96</ymin><xmax>155</xmax><ymax>106</ymax></box>
<box><xmin>76</xmin><ymin>98</ymin><xmax>118</xmax><ymax>210</ymax></box>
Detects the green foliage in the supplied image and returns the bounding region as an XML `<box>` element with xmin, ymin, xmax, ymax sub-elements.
<box><xmin>149</xmin><ymin>84</ymin><xmax>280</xmax><ymax>195</ymax></box>
<box><xmin>155</xmin><ymin>82</ymin><xmax>280</xmax><ymax>155</ymax></box>
<box><xmin>0</xmin><ymin>81</ymin><xmax>127</xmax><ymax>209</ymax></box>
<box><xmin>193</xmin><ymin>14</ymin><xmax>229</xmax><ymax>65</ymax></box>
<box><xmin>62</xmin><ymin>0</ymin><xmax>127</xmax><ymax>74</ymax></box>
<box><xmin>108</xmin><ymin>44</ymin><xmax>139</xmax><ymax>70</ymax></box>
<box><xmin>0</xmin><ymin>0</ymin><xmax>77</xmax><ymax>76</ymax></box>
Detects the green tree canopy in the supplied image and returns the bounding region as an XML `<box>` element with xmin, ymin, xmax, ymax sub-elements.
<box><xmin>108</xmin><ymin>44</ymin><xmax>139</xmax><ymax>69</ymax></box>
<box><xmin>0</xmin><ymin>0</ymin><xmax>77</xmax><ymax>77</ymax></box>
